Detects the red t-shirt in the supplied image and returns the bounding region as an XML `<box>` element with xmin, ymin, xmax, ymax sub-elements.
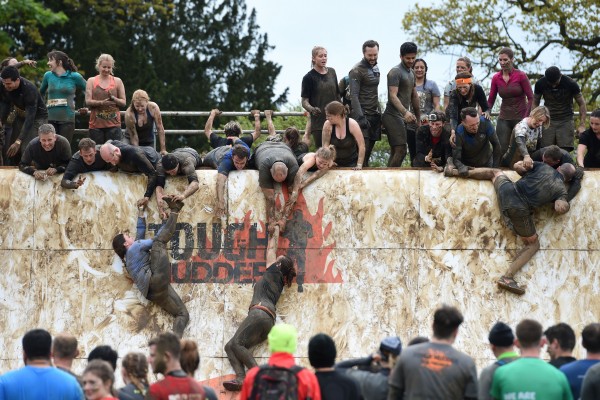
<box><xmin>148</xmin><ymin>375</ymin><xmax>206</xmax><ymax>400</ymax></box>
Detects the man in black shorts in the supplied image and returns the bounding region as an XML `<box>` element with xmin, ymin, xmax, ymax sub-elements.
<box><xmin>222</xmin><ymin>225</ymin><xmax>297</xmax><ymax>392</ymax></box>
<box><xmin>493</xmin><ymin>161</ymin><xmax>574</xmax><ymax>295</ymax></box>
<box><xmin>382</xmin><ymin>42</ymin><xmax>421</xmax><ymax>167</ymax></box>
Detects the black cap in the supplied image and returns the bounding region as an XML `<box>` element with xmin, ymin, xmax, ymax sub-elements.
<box><xmin>488</xmin><ymin>322</ymin><xmax>515</xmax><ymax>346</ymax></box>
<box><xmin>308</xmin><ymin>333</ymin><xmax>337</xmax><ymax>368</ymax></box>
<box><xmin>545</xmin><ymin>66</ymin><xmax>561</xmax><ymax>84</ymax></box>
<box><xmin>162</xmin><ymin>154</ymin><xmax>178</xmax><ymax>171</ymax></box>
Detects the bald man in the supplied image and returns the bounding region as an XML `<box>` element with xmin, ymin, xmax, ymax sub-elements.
<box><xmin>100</xmin><ymin>140</ymin><xmax>159</xmax><ymax>206</ymax></box>
<box><xmin>251</xmin><ymin>141</ymin><xmax>299</xmax><ymax>226</ymax></box>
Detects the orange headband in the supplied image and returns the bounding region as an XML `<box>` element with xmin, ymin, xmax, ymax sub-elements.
<box><xmin>455</xmin><ymin>78</ymin><xmax>472</xmax><ymax>85</ymax></box>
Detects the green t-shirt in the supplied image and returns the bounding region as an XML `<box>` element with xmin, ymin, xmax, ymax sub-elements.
<box><xmin>491</xmin><ymin>357</ymin><xmax>573</xmax><ymax>400</ymax></box>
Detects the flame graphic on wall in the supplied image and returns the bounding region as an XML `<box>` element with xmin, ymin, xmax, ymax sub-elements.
<box><xmin>171</xmin><ymin>191</ymin><xmax>341</xmax><ymax>285</ymax></box>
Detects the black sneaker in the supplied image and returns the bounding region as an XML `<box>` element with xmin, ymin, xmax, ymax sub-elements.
<box><xmin>223</xmin><ymin>380</ymin><xmax>243</xmax><ymax>392</ymax></box>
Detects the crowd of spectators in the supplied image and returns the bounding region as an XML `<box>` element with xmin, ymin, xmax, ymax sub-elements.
<box><xmin>2</xmin><ymin>306</ymin><xmax>599</xmax><ymax>399</ymax></box>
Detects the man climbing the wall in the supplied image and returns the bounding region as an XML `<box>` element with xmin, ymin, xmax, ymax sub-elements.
<box><xmin>111</xmin><ymin>196</ymin><xmax>189</xmax><ymax>338</ymax></box>
<box><xmin>222</xmin><ymin>225</ymin><xmax>297</xmax><ymax>392</ymax></box>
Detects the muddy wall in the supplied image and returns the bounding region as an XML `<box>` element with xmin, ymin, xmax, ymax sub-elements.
<box><xmin>0</xmin><ymin>168</ymin><xmax>598</xmax><ymax>394</ymax></box>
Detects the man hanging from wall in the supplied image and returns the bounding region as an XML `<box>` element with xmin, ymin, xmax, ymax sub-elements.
<box><xmin>450</xmin><ymin>160</ymin><xmax>574</xmax><ymax>295</ymax></box>
<box><xmin>111</xmin><ymin>196</ymin><xmax>189</xmax><ymax>338</ymax></box>
<box><xmin>222</xmin><ymin>225</ymin><xmax>297</xmax><ymax>392</ymax></box>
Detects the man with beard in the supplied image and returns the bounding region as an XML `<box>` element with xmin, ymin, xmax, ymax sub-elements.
<box><xmin>349</xmin><ymin>40</ymin><xmax>381</xmax><ymax>167</ymax></box>
<box><xmin>382</xmin><ymin>42</ymin><xmax>421</xmax><ymax>167</ymax></box>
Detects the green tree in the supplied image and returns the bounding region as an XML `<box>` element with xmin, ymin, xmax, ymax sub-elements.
<box><xmin>403</xmin><ymin>0</ymin><xmax>600</xmax><ymax>104</ymax></box>
<box><xmin>0</xmin><ymin>0</ymin><xmax>67</xmax><ymax>56</ymax></box>
<box><xmin>1</xmin><ymin>0</ymin><xmax>287</xmax><ymax>151</ymax></box>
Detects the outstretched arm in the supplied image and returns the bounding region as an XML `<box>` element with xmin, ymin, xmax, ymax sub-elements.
<box><xmin>135</xmin><ymin>206</ymin><xmax>147</xmax><ymax>240</ymax></box>
<box><xmin>204</xmin><ymin>109</ymin><xmax>220</xmax><ymax>141</ymax></box>
<box><xmin>215</xmin><ymin>173</ymin><xmax>228</xmax><ymax>217</ymax></box>
<box><xmin>261</xmin><ymin>187</ymin><xmax>276</xmax><ymax>223</ymax></box>
<box><xmin>251</xmin><ymin>110</ymin><xmax>262</xmax><ymax>141</ymax></box>
<box><xmin>266</xmin><ymin>225</ymin><xmax>280</xmax><ymax>267</ymax></box>
<box><xmin>265</xmin><ymin>110</ymin><xmax>276</xmax><ymax>138</ymax></box>
<box><xmin>283</xmin><ymin>160</ymin><xmax>312</xmax><ymax>219</ymax></box>
<box><xmin>300</xmin><ymin>168</ymin><xmax>329</xmax><ymax>190</ymax></box>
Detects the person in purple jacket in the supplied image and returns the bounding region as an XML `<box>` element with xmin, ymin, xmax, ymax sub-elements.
<box><xmin>488</xmin><ymin>47</ymin><xmax>534</xmax><ymax>156</ymax></box>
<box><xmin>112</xmin><ymin>196</ymin><xmax>189</xmax><ymax>338</ymax></box>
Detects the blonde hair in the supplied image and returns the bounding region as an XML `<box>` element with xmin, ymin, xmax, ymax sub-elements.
<box><xmin>530</xmin><ymin>105</ymin><xmax>551</xmax><ymax>128</ymax></box>
<box><xmin>315</xmin><ymin>145</ymin><xmax>336</xmax><ymax>162</ymax></box>
<box><xmin>95</xmin><ymin>53</ymin><xmax>115</xmax><ymax>73</ymax></box>
<box><xmin>131</xmin><ymin>89</ymin><xmax>150</xmax><ymax>103</ymax></box>
<box><xmin>127</xmin><ymin>89</ymin><xmax>150</xmax><ymax>114</ymax></box>
<box><xmin>311</xmin><ymin>46</ymin><xmax>326</xmax><ymax>67</ymax></box>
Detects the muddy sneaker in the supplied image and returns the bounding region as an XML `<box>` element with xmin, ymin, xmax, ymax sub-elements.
<box><xmin>497</xmin><ymin>276</ymin><xmax>526</xmax><ymax>295</ymax></box>
<box><xmin>163</xmin><ymin>196</ymin><xmax>184</xmax><ymax>212</ymax></box>
<box><xmin>223</xmin><ymin>380</ymin><xmax>243</xmax><ymax>392</ymax></box>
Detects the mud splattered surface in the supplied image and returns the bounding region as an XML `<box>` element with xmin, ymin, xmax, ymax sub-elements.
<box><xmin>0</xmin><ymin>169</ymin><xmax>599</xmax><ymax>385</ymax></box>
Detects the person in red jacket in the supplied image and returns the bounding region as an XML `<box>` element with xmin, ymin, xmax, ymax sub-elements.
<box><xmin>240</xmin><ymin>324</ymin><xmax>321</xmax><ymax>400</ymax></box>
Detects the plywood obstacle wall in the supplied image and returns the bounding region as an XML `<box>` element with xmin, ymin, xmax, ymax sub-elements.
<box><xmin>1</xmin><ymin>168</ymin><xmax>599</xmax><ymax>395</ymax></box>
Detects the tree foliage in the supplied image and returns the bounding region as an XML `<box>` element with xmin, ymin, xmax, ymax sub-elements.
<box><xmin>0</xmin><ymin>0</ymin><xmax>288</xmax><ymax>150</ymax></box>
<box><xmin>403</xmin><ymin>0</ymin><xmax>600</xmax><ymax>104</ymax></box>
<box><xmin>0</xmin><ymin>0</ymin><xmax>67</xmax><ymax>55</ymax></box>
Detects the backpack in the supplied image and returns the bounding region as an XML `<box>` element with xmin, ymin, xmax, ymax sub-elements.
<box><xmin>248</xmin><ymin>364</ymin><xmax>306</xmax><ymax>400</ymax></box>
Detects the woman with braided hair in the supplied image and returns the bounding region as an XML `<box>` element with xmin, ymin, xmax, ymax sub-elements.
<box><xmin>118</xmin><ymin>352</ymin><xmax>149</xmax><ymax>400</ymax></box>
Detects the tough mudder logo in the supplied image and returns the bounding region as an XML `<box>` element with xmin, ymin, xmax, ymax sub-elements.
<box><xmin>149</xmin><ymin>193</ymin><xmax>341</xmax><ymax>289</ymax></box>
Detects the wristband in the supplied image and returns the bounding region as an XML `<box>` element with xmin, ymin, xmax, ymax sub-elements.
<box><xmin>15</xmin><ymin>139</ymin><xmax>21</xmax><ymax>145</ymax></box>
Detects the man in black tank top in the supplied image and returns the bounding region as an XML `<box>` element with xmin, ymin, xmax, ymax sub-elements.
<box><xmin>222</xmin><ymin>225</ymin><xmax>297</xmax><ymax>392</ymax></box>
